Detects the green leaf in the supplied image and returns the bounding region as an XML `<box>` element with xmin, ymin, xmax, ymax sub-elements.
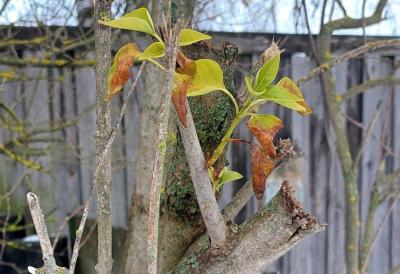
<box><xmin>254</xmin><ymin>53</ymin><xmax>280</xmax><ymax>92</ymax></box>
<box><xmin>215</xmin><ymin>167</ymin><xmax>243</xmax><ymax>191</ymax></box>
<box><xmin>186</xmin><ymin>59</ymin><xmax>227</xmax><ymax>96</ymax></box>
<box><xmin>138</xmin><ymin>42</ymin><xmax>165</xmax><ymax>60</ymax></box>
<box><xmin>179</xmin><ymin>29</ymin><xmax>211</xmax><ymax>46</ymax></box>
<box><xmin>277</xmin><ymin>77</ymin><xmax>312</xmax><ymax>115</ymax></box>
<box><xmin>261</xmin><ymin>85</ymin><xmax>305</xmax><ymax>112</ymax></box>
<box><xmin>99</xmin><ymin>8</ymin><xmax>156</xmax><ymax>36</ymax></box>
<box><xmin>186</xmin><ymin>59</ymin><xmax>239</xmax><ymax>113</ymax></box>
<box><xmin>123</xmin><ymin>7</ymin><xmax>155</xmax><ymax>32</ymax></box>
<box><xmin>245</xmin><ymin>75</ymin><xmax>264</xmax><ymax>96</ymax></box>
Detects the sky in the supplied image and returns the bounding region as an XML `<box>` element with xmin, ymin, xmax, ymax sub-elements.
<box><xmin>1</xmin><ymin>0</ymin><xmax>399</xmax><ymax>36</ymax></box>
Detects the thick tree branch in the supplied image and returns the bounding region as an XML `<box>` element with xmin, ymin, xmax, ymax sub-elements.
<box><xmin>173</xmin><ymin>181</ymin><xmax>324</xmax><ymax>274</ymax></box>
<box><xmin>178</xmin><ymin>100</ymin><xmax>227</xmax><ymax>248</ymax></box>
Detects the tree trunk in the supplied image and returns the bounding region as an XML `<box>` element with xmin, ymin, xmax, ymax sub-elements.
<box><xmin>94</xmin><ymin>1</ymin><xmax>112</xmax><ymax>273</ymax></box>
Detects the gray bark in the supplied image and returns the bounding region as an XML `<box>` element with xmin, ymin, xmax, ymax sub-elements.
<box><xmin>173</xmin><ymin>181</ymin><xmax>324</xmax><ymax>274</ymax></box>
<box><xmin>94</xmin><ymin>1</ymin><xmax>112</xmax><ymax>273</ymax></box>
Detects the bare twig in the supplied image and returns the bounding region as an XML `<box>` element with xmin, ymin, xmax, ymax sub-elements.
<box><xmin>27</xmin><ymin>192</ymin><xmax>67</xmax><ymax>273</ymax></box>
<box><xmin>341</xmin><ymin>77</ymin><xmax>400</xmax><ymax>101</ymax></box>
<box><xmin>68</xmin><ymin>63</ymin><xmax>145</xmax><ymax>274</ymax></box>
<box><xmin>147</xmin><ymin>22</ymin><xmax>180</xmax><ymax>274</ymax></box>
<box><xmin>360</xmin><ymin>189</ymin><xmax>400</xmax><ymax>273</ymax></box>
<box><xmin>297</xmin><ymin>39</ymin><xmax>400</xmax><ymax>86</ymax></box>
<box><xmin>222</xmin><ymin>181</ymin><xmax>253</xmax><ymax>222</ymax></box>
<box><xmin>353</xmin><ymin>102</ymin><xmax>382</xmax><ymax>169</ymax></box>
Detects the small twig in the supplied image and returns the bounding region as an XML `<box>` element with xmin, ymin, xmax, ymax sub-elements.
<box><xmin>297</xmin><ymin>39</ymin><xmax>400</xmax><ymax>85</ymax></box>
<box><xmin>222</xmin><ymin>181</ymin><xmax>253</xmax><ymax>222</ymax></box>
<box><xmin>0</xmin><ymin>197</ymin><xmax>11</xmax><ymax>261</ymax></box>
<box><xmin>341</xmin><ymin>76</ymin><xmax>400</xmax><ymax>101</ymax></box>
<box><xmin>360</xmin><ymin>189</ymin><xmax>400</xmax><ymax>273</ymax></box>
<box><xmin>68</xmin><ymin>63</ymin><xmax>145</xmax><ymax>274</ymax></box>
<box><xmin>52</xmin><ymin>204</ymin><xmax>85</xmax><ymax>251</ymax></box>
<box><xmin>353</xmin><ymin>101</ymin><xmax>382</xmax><ymax>170</ymax></box>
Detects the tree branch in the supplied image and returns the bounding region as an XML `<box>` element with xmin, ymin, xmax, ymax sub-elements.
<box><xmin>341</xmin><ymin>77</ymin><xmax>400</xmax><ymax>101</ymax></box>
<box><xmin>222</xmin><ymin>181</ymin><xmax>253</xmax><ymax>222</ymax></box>
<box><xmin>147</xmin><ymin>24</ymin><xmax>180</xmax><ymax>274</ymax></box>
<box><xmin>173</xmin><ymin>181</ymin><xmax>324</xmax><ymax>274</ymax></box>
<box><xmin>297</xmin><ymin>39</ymin><xmax>400</xmax><ymax>86</ymax></box>
<box><xmin>178</xmin><ymin>100</ymin><xmax>227</xmax><ymax>248</ymax></box>
<box><xmin>27</xmin><ymin>192</ymin><xmax>67</xmax><ymax>274</ymax></box>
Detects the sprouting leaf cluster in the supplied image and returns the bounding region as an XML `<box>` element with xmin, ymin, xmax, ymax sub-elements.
<box><xmin>100</xmin><ymin>7</ymin><xmax>312</xmax><ymax>200</ymax></box>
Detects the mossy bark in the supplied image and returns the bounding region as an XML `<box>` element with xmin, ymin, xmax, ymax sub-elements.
<box><xmin>158</xmin><ymin>42</ymin><xmax>238</xmax><ymax>273</ymax></box>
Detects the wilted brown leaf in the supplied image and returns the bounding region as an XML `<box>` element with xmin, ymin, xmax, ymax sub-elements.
<box><xmin>172</xmin><ymin>73</ymin><xmax>192</xmax><ymax>127</ymax></box>
<box><xmin>251</xmin><ymin>145</ymin><xmax>275</xmax><ymax>200</ymax></box>
<box><xmin>106</xmin><ymin>43</ymin><xmax>141</xmax><ymax>101</ymax></box>
<box><xmin>277</xmin><ymin>77</ymin><xmax>313</xmax><ymax>115</ymax></box>
<box><xmin>246</xmin><ymin>114</ymin><xmax>283</xmax><ymax>157</ymax></box>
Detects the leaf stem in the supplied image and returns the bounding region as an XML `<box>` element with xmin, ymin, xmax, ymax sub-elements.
<box><xmin>207</xmin><ymin>95</ymin><xmax>254</xmax><ymax>167</ymax></box>
<box><xmin>146</xmin><ymin>58</ymin><xmax>166</xmax><ymax>70</ymax></box>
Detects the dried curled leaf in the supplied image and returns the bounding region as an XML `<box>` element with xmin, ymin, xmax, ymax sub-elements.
<box><xmin>251</xmin><ymin>145</ymin><xmax>275</xmax><ymax>200</ymax></box>
<box><xmin>172</xmin><ymin>73</ymin><xmax>192</xmax><ymax>127</ymax></box>
<box><xmin>277</xmin><ymin>77</ymin><xmax>313</xmax><ymax>115</ymax></box>
<box><xmin>246</xmin><ymin>114</ymin><xmax>283</xmax><ymax>157</ymax></box>
<box><xmin>107</xmin><ymin>43</ymin><xmax>141</xmax><ymax>101</ymax></box>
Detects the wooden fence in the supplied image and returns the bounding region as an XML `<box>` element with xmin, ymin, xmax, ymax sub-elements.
<box><xmin>0</xmin><ymin>30</ymin><xmax>399</xmax><ymax>273</ymax></box>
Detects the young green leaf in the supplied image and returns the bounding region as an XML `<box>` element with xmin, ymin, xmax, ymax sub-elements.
<box><xmin>178</xmin><ymin>29</ymin><xmax>212</xmax><ymax>46</ymax></box>
<box><xmin>261</xmin><ymin>86</ymin><xmax>306</xmax><ymax>112</ymax></box>
<box><xmin>254</xmin><ymin>53</ymin><xmax>280</xmax><ymax>92</ymax></box>
<box><xmin>246</xmin><ymin>114</ymin><xmax>283</xmax><ymax>157</ymax></box>
<box><xmin>123</xmin><ymin>7</ymin><xmax>155</xmax><ymax>32</ymax></box>
<box><xmin>277</xmin><ymin>77</ymin><xmax>312</xmax><ymax>115</ymax></box>
<box><xmin>138</xmin><ymin>42</ymin><xmax>165</xmax><ymax>60</ymax></box>
<box><xmin>187</xmin><ymin>59</ymin><xmax>239</xmax><ymax>113</ymax></box>
<box><xmin>245</xmin><ymin>75</ymin><xmax>262</xmax><ymax>96</ymax></box>
<box><xmin>106</xmin><ymin>43</ymin><xmax>141</xmax><ymax>101</ymax></box>
<box><xmin>99</xmin><ymin>8</ymin><xmax>156</xmax><ymax>36</ymax></box>
<box><xmin>215</xmin><ymin>167</ymin><xmax>243</xmax><ymax>191</ymax></box>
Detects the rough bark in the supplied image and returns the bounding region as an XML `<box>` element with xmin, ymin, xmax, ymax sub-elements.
<box><xmin>123</xmin><ymin>1</ymin><xmax>197</xmax><ymax>273</ymax></box>
<box><xmin>172</xmin><ymin>181</ymin><xmax>324</xmax><ymax>274</ymax></box>
<box><xmin>94</xmin><ymin>1</ymin><xmax>112</xmax><ymax>273</ymax></box>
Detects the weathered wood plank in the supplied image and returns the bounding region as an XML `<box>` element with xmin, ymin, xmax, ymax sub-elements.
<box><xmin>362</xmin><ymin>54</ymin><xmax>391</xmax><ymax>274</ymax></box>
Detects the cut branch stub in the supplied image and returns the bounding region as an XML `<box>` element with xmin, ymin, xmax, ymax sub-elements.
<box><xmin>173</xmin><ymin>180</ymin><xmax>325</xmax><ymax>274</ymax></box>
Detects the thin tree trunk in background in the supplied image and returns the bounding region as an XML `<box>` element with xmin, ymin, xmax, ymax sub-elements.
<box><xmin>94</xmin><ymin>1</ymin><xmax>112</xmax><ymax>273</ymax></box>
<box><xmin>122</xmin><ymin>1</ymin><xmax>165</xmax><ymax>272</ymax></box>
<box><xmin>122</xmin><ymin>1</ymin><xmax>195</xmax><ymax>273</ymax></box>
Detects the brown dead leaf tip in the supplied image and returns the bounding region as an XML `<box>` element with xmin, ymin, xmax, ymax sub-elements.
<box><xmin>262</xmin><ymin>41</ymin><xmax>284</xmax><ymax>63</ymax></box>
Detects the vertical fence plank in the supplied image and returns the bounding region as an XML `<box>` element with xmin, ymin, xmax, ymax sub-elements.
<box><xmin>391</xmin><ymin>55</ymin><xmax>400</xmax><ymax>271</ymax></box>
<box><xmin>362</xmin><ymin>54</ymin><xmax>391</xmax><ymax>274</ymax></box>
<box><xmin>75</xmin><ymin>65</ymin><xmax>96</xmax><ymax>219</ymax></box>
